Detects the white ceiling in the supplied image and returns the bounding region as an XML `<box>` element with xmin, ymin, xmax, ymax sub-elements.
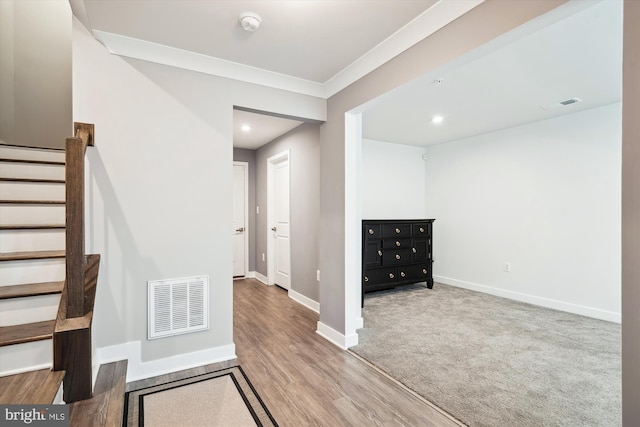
<box><xmin>362</xmin><ymin>0</ymin><xmax>623</xmax><ymax>147</ymax></box>
<box><xmin>73</xmin><ymin>0</ymin><xmax>482</xmax><ymax>97</ymax></box>
<box><xmin>233</xmin><ymin>110</ymin><xmax>304</xmax><ymax>150</ymax></box>
<box><xmin>73</xmin><ymin>0</ymin><xmax>623</xmax><ymax>150</ymax></box>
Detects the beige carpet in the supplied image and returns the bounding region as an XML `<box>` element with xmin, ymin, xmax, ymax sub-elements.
<box><xmin>125</xmin><ymin>366</ymin><xmax>278</xmax><ymax>427</ymax></box>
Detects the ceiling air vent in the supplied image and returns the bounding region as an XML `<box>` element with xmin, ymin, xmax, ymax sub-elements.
<box><xmin>540</xmin><ymin>97</ymin><xmax>582</xmax><ymax>111</ymax></box>
<box><xmin>148</xmin><ymin>276</ymin><xmax>209</xmax><ymax>340</ymax></box>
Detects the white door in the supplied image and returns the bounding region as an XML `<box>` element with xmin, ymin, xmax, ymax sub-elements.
<box><xmin>232</xmin><ymin>162</ymin><xmax>248</xmax><ymax>277</ymax></box>
<box><xmin>268</xmin><ymin>151</ymin><xmax>291</xmax><ymax>289</ymax></box>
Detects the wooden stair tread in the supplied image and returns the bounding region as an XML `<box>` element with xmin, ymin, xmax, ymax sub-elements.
<box><xmin>0</xmin><ymin>224</ymin><xmax>65</xmax><ymax>230</ymax></box>
<box><xmin>0</xmin><ymin>158</ymin><xmax>65</xmax><ymax>166</ymax></box>
<box><xmin>69</xmin><ymin>360</ymin><xmax>128</xmax><ymax>427</ymax></box>
<box><xmin>0</xmin><ymin>320</ymin><xmax>55</xmax><ymax>346</ymax></box>
<box><xmin>0</xmin><ymin>369</ymin><xmax>65</xmax><ymax>404</ymax></box>
<box><xmin>0</xmin><ymin>250</ymin><xmax>65</xmax><ymax>261</ymax></box>
<box><xmin>0</xmin><ymin>200</ymin><xmax>65</xmax><ymax>205</ymax></box>
<box><xmin>0</xmin><ymin>177</ymin><xmax>65</xmax><ymax>184</ymax></box>
<box><xmin>0</xmin><ymin>281</ymin><xmax>64</xmax><ymax>299</ymax></box>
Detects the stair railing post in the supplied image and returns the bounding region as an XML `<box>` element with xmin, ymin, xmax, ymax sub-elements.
<box><xmin>65</xmin><ymin>136</ymin><xmax>86</xmax><ymax>318</ymax></box>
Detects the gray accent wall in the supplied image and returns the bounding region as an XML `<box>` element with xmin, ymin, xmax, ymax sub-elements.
<box><xmin>233</xmin><ymin>148</ymin><xmax>257</xmax><ymax>272</ymax></box>
<box><xmin>0</xmin><ymin>0</ymin><xmax>72</xmax><ymax>149</ymax></box>
<box><xmin>256</xmin><ymin>123</ymin><xmax>321</xmax><ymax>302</ymax></box>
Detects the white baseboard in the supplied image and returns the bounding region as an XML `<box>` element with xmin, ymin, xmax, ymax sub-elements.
<box><xmin>316</xmin><ymin>321</ymin><xmax>359</xmax><ymax>349</ymax></box>
<box><xmin>355</xmin><ymin>316</ymin><xmax>364</xmax><ymax>330</ymax></box>
<box><xmin>249</xmin><ymin>271</ymin><xmax>268</xmax><ymax>285</ymax></box>
<box><xmin>95</xmin><ymin>341</ymin><xmax>236</xmax><ymax>382</ymax></box>
<box><xmin>289</xmin><ymin>289</ymin><xmax>320</xmax><ymax>313</ymax></box>
<box><xmin>434</xmin><ymin>275</ymin><xmax>621</xmax><ymax>323</ymax></box>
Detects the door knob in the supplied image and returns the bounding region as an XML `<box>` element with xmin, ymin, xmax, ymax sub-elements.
<box><xmin>271</xmin><ymin>226</ymin><xmax>277</xmax><ymax>231</ymax></box>
<box><xmin>235</xmin><ymin>227</ymin><xmax>245</xmax><ymax>232</ymax></box>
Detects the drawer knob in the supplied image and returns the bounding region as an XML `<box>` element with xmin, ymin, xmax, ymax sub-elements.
<box><xmin>400</xmin><ymin>271</ymin><xmax>406</xmax><ymax>278</ymax></box>
<box><xmin>412</xmin><ymin>248</ymin><xmax>417</xmax><ymax>253</ymax></box>
<box><xmin>419</xmin><ymin>227</ymin><xmax>425</xmax><ymax>233</ymax></box>
<box><xmin>395</xmin><ymin>254</ymin><xmax>401</xmax><ymax>260</ymax></box>
<box><xmin>395</xmin><ymin>228</ymin><xmax>401</xmax><ymax>234</ymax></box>
<box><xmin>389</xmin><ymin>273</ymin><xmax>395</xmax><ymax>279</ymax></box>
<box><xmin>364</xmin><ymin>276</ymin><xmax>369</xmax><ymax>282</ymax></box>
<box><xmin>378</xmin><ymin>250</ymin><xmax>382</xmax><ymax>257</ymax></box>
<box><xmin>368</xmin><ymin>228</ymin><xmax>374</xmax><ymax>235</ymax></box>
<box><xmin>422</xmin><ymin>268</ymin><xmax>427</xmax><ymax>274</ymax></box>
<box><xmin>395</xmin><ymin>241</ymin><xmax>401</xmax><ymax>247</ymax></box>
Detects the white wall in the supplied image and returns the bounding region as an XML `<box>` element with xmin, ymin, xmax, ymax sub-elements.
<box><xmin>72</xmin><ymin>18</ymin><xmax>325</xmax><ymax>378</ymax></box>
<box><xmin>425</xmin><ymin>103</ymin><xmax>622</xmax><ymax>321</ymax></box>
<box><xmin>361</xmin><ymin>139</ymin><xmax>427</xmax><ymax>219</ymax></box>
<box><xmin>0</xmin><ymin>0</ymin><xmax>71</xmax><ymax>149</ymax></box>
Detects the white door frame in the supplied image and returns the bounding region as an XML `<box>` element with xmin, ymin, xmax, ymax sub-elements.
<box><xmin>267</xmin><ymin>149</ymin><xmax>290</xmax><ymax>287</ymax></box>
<box><xmin>233</xmin><ymin>161</ymin><xmax>249</xmax><ymax>278</ymax></box>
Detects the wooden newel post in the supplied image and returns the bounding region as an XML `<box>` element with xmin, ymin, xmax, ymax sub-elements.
<box><xmin>65</xmin><ymin>122</ymin><xmax>94</xmax><ymax>318</ymax></box>
<box><xmin>65</xmin><ymin>137</ymin><xmax>86</xmax><ymax>318</ymax></box>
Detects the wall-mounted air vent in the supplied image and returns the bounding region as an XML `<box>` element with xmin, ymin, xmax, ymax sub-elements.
<box><xmin>540</xmin><ymin>97</ymin><xmax>582</xmax><ymax>111</ymax></box>
<box><xmin>148</xmin><ymin>276</ymin><xmax>209</xmax><ymax>340</ymax></box>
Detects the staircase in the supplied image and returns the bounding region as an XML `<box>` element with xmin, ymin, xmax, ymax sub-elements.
<box><xmin>0</xmin><ymin>127</ymin><xmax>128</xmax><ymax>426</ymax></box>
<box><xmin>0</xmin><ymin>145</ymin><xmax>67</xmax><ymax>388</ymax></box>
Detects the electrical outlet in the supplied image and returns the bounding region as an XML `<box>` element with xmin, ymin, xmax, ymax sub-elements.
<box><xmin>262</xmin><ymin>253</ymin><xmax>265</xmax><ymax>262</ymax></box>
<box><xmin>316</xmin><ymin>270</ymin><xmax>320</xmax><ymax>281</ymax></box>
<box><xmin>503</xmin><ymin>262</ymin><xmax>511</xmax><ymax>272</ymax></box>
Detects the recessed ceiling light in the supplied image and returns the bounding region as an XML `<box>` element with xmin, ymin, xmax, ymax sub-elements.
<box><xmin>432</xmin><ymin>115</ymin><xmax>444</xmax><ymax>124</ymax></box>
<box><xmin>241</xmin><ymin>124</ymin><xmax>251</xmax><ymax>132</ymax></box>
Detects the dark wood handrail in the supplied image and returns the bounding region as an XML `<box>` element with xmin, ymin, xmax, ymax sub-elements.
<box><xmin>65</xmin><ymin>122</ymin><xmax>94</xmax><ymax>318</ymax></box>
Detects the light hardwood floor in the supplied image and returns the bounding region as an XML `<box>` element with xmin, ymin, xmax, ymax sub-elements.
<box><xmin>128</xmin><ymin>278</ymin><xmax>462</xmax><ymax>426</ymax></box>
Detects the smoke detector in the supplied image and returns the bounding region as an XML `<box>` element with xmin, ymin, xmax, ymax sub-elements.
<box><xmin>239</xmin><ymin>12</ymin><xmax>262</xmax><ymax>32</ymax></box>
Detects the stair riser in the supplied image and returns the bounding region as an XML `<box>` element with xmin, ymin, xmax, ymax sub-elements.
<box><xmin>0</xmin><ymin>181</ymin><xmax>65</xmax><ymax>200</ymax></box>
<box><xmin>0</xmin><ymin>146</ymin><xmax>65</xmax><ymax>163</ymax></box>
<box><xmin>0</xmin><ymin>340</ymin><xmax>52</xmax><ymax>377</ymax></box>
<box><xmin>0</xmin><ymin>259</ymin><xmax>65</xmax><ymax>287</ymax></box>
<box><xmin>0</xmin><ymin>230</ymin><xmax>65</xmax><ymax>253</ymax></box>
<box><xmin>0</xmin><ymin>205</ymin><xmax>65</xmax><ymax>225</ymax></box>
<box><xmin>0</xmin><ymin>163</ymin><xmax>65</xmax><ymax>181</ymax></box>
<box><xmin>0</xmin><ymin>294</ymin><xmax>59</xmax><ymax>327</ymax></box>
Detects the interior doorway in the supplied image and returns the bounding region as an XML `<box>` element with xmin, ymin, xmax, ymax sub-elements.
<box><xmin>233</xmin><ymin>161</ymin><xmax>249</xmax><ymax>278</ymax></box>
<box><xmin>267</xmin><ymin>150</ymin><xmax>291</xmax><ymax>290</ymax></box>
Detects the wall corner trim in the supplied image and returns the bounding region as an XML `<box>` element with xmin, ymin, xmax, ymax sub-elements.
<box><xmin>95</xmin><ymin>341</ymin><xmax>236</xmax><ymax>382</ymax></box>
<box><xmin>316</xmin><ymin>321</ymin><xmax>359</xmax><ymax>349</ymax></box>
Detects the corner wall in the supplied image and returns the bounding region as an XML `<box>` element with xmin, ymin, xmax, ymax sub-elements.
<box><xmin>72</xmin><ymin>17</ymin><xmax>325</xmax><ymax>377</ymax></box>
<box><xmin>426</xmin><ymin>103</ymin><xmax>621</xmax><ymax>321</ymax></box>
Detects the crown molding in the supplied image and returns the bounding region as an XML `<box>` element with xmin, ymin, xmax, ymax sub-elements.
<box><xmin>86</xmin><ymin>0</ymin><xmax>484</xmax><ymax>99</ymax></box>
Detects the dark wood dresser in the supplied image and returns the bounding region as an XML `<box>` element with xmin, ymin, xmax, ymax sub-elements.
<box><xmin>362</xmin><ymin>219</ymin><xmax>435</xmax><ymax>305</ymax></box>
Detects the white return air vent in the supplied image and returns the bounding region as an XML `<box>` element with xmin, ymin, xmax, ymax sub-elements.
<box><xmin>148</xmin><ymin>276</ymin><xmax>209</xmax><ymax>340</ymax></box>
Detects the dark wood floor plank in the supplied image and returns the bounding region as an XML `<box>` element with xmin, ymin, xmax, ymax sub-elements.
<box><xmin>0</xmin><ymin>369</ymin><xmax>64</xmax><ymax>404</ymax></box>
<box><xmin>0</xmin><ymin>281</ymin><xmax>64</xmax><ymax>299</ymax></box>
<box><xmin>70</xmin><ymin>360</ymin><xmax>128</xmax><ymax>427</ymax></box>
<box><xmin>0</xmin><ymin>320</ymin><xmax>55</xmax><ymax>346</ymax></box>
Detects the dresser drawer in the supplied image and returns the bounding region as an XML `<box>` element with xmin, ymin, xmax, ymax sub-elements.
<box><xmin>382</xmin><ymin>238</ymin><xmax>412</xmax><ymax>249</ymax></box>
<box><xmin>413</xmin><ymin>223</ymin><xmax>431</xmax><ymax>237</ymax></box>
<box><xmin>382</xmin><ymin>248</ymin><xmax>412</xmax><ymax>266</ymax></box>
<box><xmin>398</xmin><ymin>264</ymin><xmax>430</xmax><ymax>282</ymax></box>
<box><xmin>382</xmin><ymin>223</ymin><xmax>411</xmax><ymax>238</ymax></box>
<box><xmin>364</xmin><ymin>224</ymin><xmax>381</xmax><ymax>238</ymax></box>
<box><xmin>363</xmin><ymin>267</ymin><xmax>396</xmax><ymax>285</ymax></box>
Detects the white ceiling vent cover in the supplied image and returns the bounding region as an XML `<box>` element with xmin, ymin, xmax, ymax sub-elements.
<box><xmin>148</xmin><ymin>276</ymin><xmax>209</xmax><ymax>340</ymax></box>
